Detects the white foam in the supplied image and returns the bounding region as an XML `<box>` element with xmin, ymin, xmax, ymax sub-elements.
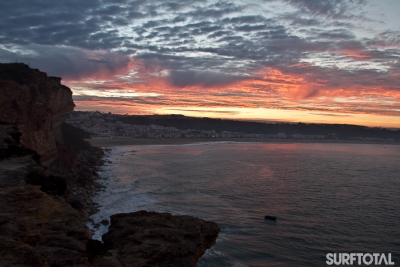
<box><xmin>88</xmin><ymin>146</ymin><xmax>159</xmax><ymax>240</ymax></box>
<box><xmin>200</xmin><ymin>248</ymin><xmax>249</xmax><ymax>267</ymax></box>
<box><xmin>89</xmin><ymin>192</ymin><xmax>156</xmax><ymax>240</ymax></box>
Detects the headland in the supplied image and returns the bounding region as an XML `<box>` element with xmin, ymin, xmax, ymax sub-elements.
<box><xmin>0</xmin><ymin>63</ymin><xmax>219</xmax><ymax>267</ymax></box>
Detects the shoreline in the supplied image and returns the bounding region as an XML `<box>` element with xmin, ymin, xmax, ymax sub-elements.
<box><xmin>86</xmin><ymin>137</ymin><xmax>399</xmax><ymax>147</ymax></box>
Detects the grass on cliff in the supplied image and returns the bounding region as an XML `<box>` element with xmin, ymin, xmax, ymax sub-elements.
<box><xmin>25</xmin><ymin>169</ymin><xmax>67</xmax><ymax>196</ymax></box>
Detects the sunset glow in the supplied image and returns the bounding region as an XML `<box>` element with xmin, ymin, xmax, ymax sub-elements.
<box><xmin>1</xmin><ymin>0</ymin><xmax>399</xmax><ymax>127</ymax></box>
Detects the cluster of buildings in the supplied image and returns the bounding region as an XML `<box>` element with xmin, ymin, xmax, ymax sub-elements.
<box><xmin>66</xmin><ymin>112</ymin><xmax>337</xmax><ymax>140</ymax></box>
<box><xmin>66</xmin><ymin>112</ymin><xmax>337</xmax><ymax>139</ymax></box>
<box><xmin>349</xmin><ymin>137</ymin><xmax>394</xmax><ymax>142</ymax></box>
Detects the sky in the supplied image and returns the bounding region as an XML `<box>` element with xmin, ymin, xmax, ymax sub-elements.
<box><xmin>1</xmin><ymin>0</ymin><xmax>400</xmax><ymax>128</ymax></box>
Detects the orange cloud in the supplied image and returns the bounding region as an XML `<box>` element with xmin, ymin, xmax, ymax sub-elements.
<box><xmin>69</xmin><ymin>59</ymin><xmax>400</xmax><ymax>127</ymax></box>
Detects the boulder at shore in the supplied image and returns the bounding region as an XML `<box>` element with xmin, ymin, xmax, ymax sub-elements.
<box><xmin>96</xmin><ymin>210</ymin><xmax>220</xmax><ymax>267</ymax></box>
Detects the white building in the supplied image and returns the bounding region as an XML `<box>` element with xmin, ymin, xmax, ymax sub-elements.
<box><xmin>277</xmin><ymin>133</ymin><xmax>287</xmax><ymax>139</ymax></box>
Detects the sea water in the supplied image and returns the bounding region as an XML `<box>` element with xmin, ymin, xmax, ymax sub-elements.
<box><xmin>89</xmin><ymin>142</ymin><xmax>400</xmax><ymax>266</ymax></box>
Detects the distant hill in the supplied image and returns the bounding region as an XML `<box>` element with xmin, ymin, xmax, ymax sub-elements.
<box><xmin>81</xmin><ymin>112</ymin><xmax>400</xmax><ymax>141</ymax></box>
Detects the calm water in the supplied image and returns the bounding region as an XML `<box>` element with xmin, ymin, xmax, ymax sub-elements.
<box><xmin>89</xmin><ymin>142</ymin><xmax>400</xmax><ymax>266</ymax></box>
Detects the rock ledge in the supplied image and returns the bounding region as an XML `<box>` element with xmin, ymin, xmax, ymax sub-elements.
<box><xmin>96</xmin><ymin>210</ymin><xmax>220</xmax><ymax>267</ymax></box>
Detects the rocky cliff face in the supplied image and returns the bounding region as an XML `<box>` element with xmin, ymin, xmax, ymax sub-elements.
<box><xmin>0</xmin><ymin>63</ymin><xmax>97</xmax><ymax>266</ymax></box>
<box><xmin>0</xmin><ymin>63</ymin><xmax>219</xmax><ymax>267</ymax></box>
<box><xmin>0</xmin><ymin>63</ymin><xmax>74</xmax><ymax>167</ymax></box>
<box><xmin>0</xmin><ymin>157</ymin><xmax>93</xmax><ymax>267</ymax></box>
<box><xmin>1</xmin><ymin>133</ymin><xmax>103</xmax><ymax>267</ymax></box>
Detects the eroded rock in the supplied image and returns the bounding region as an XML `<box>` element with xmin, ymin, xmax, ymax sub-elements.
<box><xmin>0</xmin><ymin>160</ymin><xmax>92</xmax><ymax>267</ymax></box>
<box><xmin>0</xmin><ymin>63</ymin><xmax>74</xmax><ymax>167</ymax></box>
<box><xmin>99</xmin><ymin>210</ymin><xmax>220</xmax><ymax>267</ymax></box>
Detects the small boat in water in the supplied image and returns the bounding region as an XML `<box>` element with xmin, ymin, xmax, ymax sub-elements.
<box><xmin>264</xmin><ymin>215</ymin><xmax>277</xmax><ymax>221</ymax></box>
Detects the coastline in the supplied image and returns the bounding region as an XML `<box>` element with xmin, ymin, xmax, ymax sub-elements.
<box><xmin>88</xmin><ymin>141</ymin><xmax>400</xmax><ymax>266</ymax></box>
<box><xmin>86</xmin><ymin>137</ymin><xmax>399</xmax><ymax>147</ymax></box>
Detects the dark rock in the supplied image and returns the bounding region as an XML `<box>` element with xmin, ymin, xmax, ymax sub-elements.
<box><xmin>86</xmin><ymin>239</ymin><xmax>108</xmax><ymax>262</ymax></box>
<box><xmin>12</xmin><ymin>244</ymin><xmax>47</xmax><ymax>267</ymax></box>
<box><xmin>0</xmin><ymin>64</ymin><xmax>95</xmax><ymax>266</ymax></box>
<box><xmin>0</xmin><ymin>214</ymin><xmax>10</xmax><ymax>224</ymax></box>
<box><xmin>66</xmin><ymin>195</ymin><xmax>86</xmax><ymax>211</ymax></box>
<box><xmin>100</xmin><ymin>219</ymin><xmax>109</xmax><ymax>226</ymax></box>
<box><xmin>100</xmin><ymin>210</ymin><xmax>220</xmax><ymax>267</ymax></box>
<box><xmin>0</xmin><ymin>176</ymin><xmax>92</xmax><ymax>267</ymax></box>
<box><xmin>25</xmin><ymin>168</ymin><xmax>67</xmax><ymax>196</ymax></box>
<box><xmin>0</xmin><ymin>63</ymin><xmax>74</xmax><ymax>167</ymax></box>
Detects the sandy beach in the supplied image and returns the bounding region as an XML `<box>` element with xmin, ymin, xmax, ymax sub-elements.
<box><xmin>86</xmin><ymin>137</ymin><xmax>398</xmax><ymax>147</ymax></box>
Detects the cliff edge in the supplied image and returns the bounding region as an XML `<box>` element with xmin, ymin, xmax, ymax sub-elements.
<box><xmin>0</xmin><ymin>63</ymin><xmax>100</xmax><ymax>266</ymax></box>
<box><xmin>0</xmin><ymin>63</ymin><xmax>219</xmax><ymax>267</ymax></box>
<box><xmin>0</xmin><ymin>63</ymin><xmax>74</xmax><ymax>167</ymax></box>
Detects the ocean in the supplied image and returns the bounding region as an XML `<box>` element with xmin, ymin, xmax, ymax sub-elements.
<box><xmin>89</xmin><ymin>142</ymin><xmax>400</xmax><ymax>266</ymax></box>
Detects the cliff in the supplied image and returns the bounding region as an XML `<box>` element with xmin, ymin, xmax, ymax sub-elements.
<box><xmin>0</xmin><ymin>63</ymin><xmax>219</xmax><ymax>266</ymax></box>
<box><xmin>0</xmin><ymin>63</ymin><xmax>74</xmax><ymax>167</ymax></box>
<box><xmin>0</xmin><ymin>63</ymin><xmax>102</xmax><ymax>266</ymax></box>
<box><xmin>0</xmin><ymin>157</ymin><xmax>93</xmax><ymax>267</ymax></box>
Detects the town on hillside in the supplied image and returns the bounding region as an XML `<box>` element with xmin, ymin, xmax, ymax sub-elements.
<box><xmin>66</xmin><ymin>111</ymin><xmax>397</xmax><ymax>142</ymax></box>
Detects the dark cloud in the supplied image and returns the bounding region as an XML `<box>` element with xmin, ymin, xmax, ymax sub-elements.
<box><xmin>92</xmin><ymin>5</ymin><xmax>125</xmax><ymax>16</ymax></box>
<box><xmin>289</xmin><ymin>17</ymin><xmax>321</xmax><ymax>27</ymax></box>
<box><xmin>186</xmin><ymin>1</ymin><xmax>241</xmax><ymax>19</ymax></box>
<box><xmin>0</xmin><ymin>0</ymin><xmax>368</xmax><ymax>67</ymax></box>
<box><xmin>143</xmin><ymin>20</ymin><xmax>162</xmax><ymax>28</ymax></box>
<box><xmin>370</xmin><ymin>30</ymin><xmax>400</xmax><ymax>47</ymax></box>
<box><xmin>167</xmin><ymin>108</ymin><xmax>240</xmax><ymax>115</ymax></box>
<box><xmin>0</xmin><ymin>45</ymin><xmax>130</xmax><ymax>79</ymax></box>
<box><xmin>316</xmin><ymin>29</ymin><xmax>356</xmax><ymax>40</ymax></box>
<box><xmin>210</xmin><ymin>91</ymin><xmax>261</xmax><ymax>97</ymax></box>
<box><xmin>284</xmin><ymin>0</ymin><xmax>367</xmax><ymax>17</ymax></box>
<box><xmin>0</xmin><ymin>0</ymin><xmax>399</xmax><ymax>97</ymax></box>
<box><xmin>311</xmin><ymin>113</ymin><xmax>353</xmax><ymax>117</ymax></box>
<box><xmin>207</xmin><ymin>30</ymin><xmax>233</xmax><ymax>38</ymax></box>
<box><xmin>0</xmin><ymin>0</ymin><xmax>152</xmax><ymax>49</ymax></box>
<box><xmin>234</xmin><ymin>24</ymin><xmax>267</xmax><ymax>32</ymax></box>
<box><xmin>172</xmin><ymin>15</ymin><xmax>187</xmax><ymax>23</ymax></box>
<box><xmin>222</xmin><ymin>15</ymin><xmax>267</xmax><ymax>25</ymax></box>
<box><xmin>73</xmin><ymin>95</ymin><xmax>167</xmax><ymax>107</ymax></box>
<box><xmin>167</xmin><ymin>70</ymin><xmax>248</xmax><ymax>88</ymax></box>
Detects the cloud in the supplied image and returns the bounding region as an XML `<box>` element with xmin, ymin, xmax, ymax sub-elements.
<box><xmin>185</xmin><ymin>1</ymin><xmax>242</xmax><ymax>19</ymax></box>
<box><xmin>310</xmin><ymin>113</ymin><xmax>353</xmax><ymax>117</ymax></box>
<box><xmin>167</xmin><ymin>70</ymin><xmax>248</xmax><ymax>88</ymax></box>
<box><xmin>167</xmin><ymin>108</ymin><xmax>240</xmax><ymax>115</ymax></box>
<box><xmin>0</xmin><ymin>45</ymin><xmax>130</xmax><ymax>79</ymax></box>
<box><xmin>1</xmin><ymin>0</ymin><xmax>400</xmax><ymax>123</ymax></box>
<box><xmin>289</xmin><ymin>17</ymin><xmax>321</xmax><ymax>27</ymax></box>
<box><xmin>284</xmin><ymin>0</ymin><xmax>367</xmax><ymax>17</ymax></box>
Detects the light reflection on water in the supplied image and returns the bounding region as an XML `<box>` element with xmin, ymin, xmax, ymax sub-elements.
<box><xmin>90</xmin><ymin>142</ymin><xmax>400</xmax><ymax>267</ymax></box>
